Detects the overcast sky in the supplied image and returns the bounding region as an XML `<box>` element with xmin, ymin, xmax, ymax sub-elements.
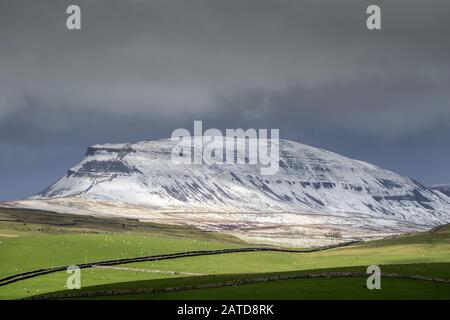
<box><xmin>1</xmin><ymin>0</ymin><xmax>450</xmax><ymax>200</ymax></box>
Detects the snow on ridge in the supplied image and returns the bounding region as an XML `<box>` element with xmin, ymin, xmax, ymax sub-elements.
<box><xmin>26</xmin><ymin>137</ymin><xmax>450</xmax><ymax>229</ymax></box>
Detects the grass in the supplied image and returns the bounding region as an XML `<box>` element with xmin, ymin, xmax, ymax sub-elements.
<box><xmin>0</xmin><ymin>208</ymin><xmax>248</xmax><ymax>279</ymax></box>
<box><xmin>0</xmin><ymin>233</ymin><xmax>246</xmax><ymax>278</ymax></box>
<box><xmin>129</xmin><ymin>277</ymin><xmax>450</xmax><ymax>300</ymax></box>
<box><xmin>113</xmin><ymin>225</ymin><xmax>450</xmax><ymax>275</ymax></box>
<box><xmin>0</xmin><ymin>207</ymin><xmax>245</xmax><ymax>243</ymax></box>
<box><xmin>0</xmin><ymin>267</ymin><xmax>182</xmax><ymax>300</ymax></box>
<box><xmin>0</xmin><ymin>207</ymin><xmax>449</xmax><ymax>300</ymax></box>
<box><xmin>30</xmin><ymin>263</ymin><xmax>450</xmax><ymax>300</ymax></box>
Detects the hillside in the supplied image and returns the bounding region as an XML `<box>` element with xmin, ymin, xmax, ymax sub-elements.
<box><xmin>4</xmin><ymin>138</ymin><xmax>450</xmax><ymax>246</ymax></box>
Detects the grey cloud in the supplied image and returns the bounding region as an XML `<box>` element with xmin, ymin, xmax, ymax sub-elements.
<box><xmin>1</xmin><ymin>0</ymin><xmax>450</xmax><ymax>199</ymax></box>
<box><xmin>1</xmin><ymin>0</ymin><xmax>449</xmax><ymax>119</ymax></box>
<box><xmin>214</xmin><ymin>70</ymin><xmax>450</xmax><ymax>139</ymax></box>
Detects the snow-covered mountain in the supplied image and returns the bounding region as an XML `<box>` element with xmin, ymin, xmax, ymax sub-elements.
<box><xmin>430</xmin><ymin>185</ymin><xmax>450</xmax><ymax>197</ymax></box>
<box><xmin>5</xmin><ymin>138</ymin><xmax>450</xmax><ymax>246</ymax></box>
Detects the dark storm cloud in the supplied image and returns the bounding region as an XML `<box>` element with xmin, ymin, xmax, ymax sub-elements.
<box><xmin>214</xmin><ymin>71</ymin><xmax>450</xmax><ymax>139</ymax></box>
<box><xmin>1</xmin><ymin>0</ymin><xmax>450</xmax><ymax>199</ymax></box>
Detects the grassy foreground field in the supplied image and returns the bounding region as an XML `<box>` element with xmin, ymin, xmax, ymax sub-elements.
<box><xmin>131</xmin><ymin>277</ymin><xmax>450</xmax><ymax>300</ymax></box>
<box><xmin>0</xmin><ymin>207</ymin><xmax>449</xmax><ymax>300</ymax></box>
<box><xmin>30</xmin><ymin>263</ymin><xmax>450</xmax><ymax>300</ymax></box>
<box><xmin>0</xmin><ymin>208</ymin><xmax>247</xmax><ymax>278</ymax></box>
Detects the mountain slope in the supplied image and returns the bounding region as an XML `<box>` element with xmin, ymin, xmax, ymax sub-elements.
<box><xmin>34</xmin><ymin>139</ymin><xmax>450</xmax><ymax>223</ymax></box>
<box><xmin>430</xmin><ymin>185</ymin><xmax>450</xmax><ymax>197</ymax></box>
<box><xmin>4</xmin><ymin>138</ymin><xmax>450</xmax><ymax>246</ymax></box>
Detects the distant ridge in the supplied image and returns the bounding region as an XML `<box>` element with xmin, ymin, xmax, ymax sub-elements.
<box><xmin>430</xmin><ymin>185</ymin><xmax>450</xmax><ymax>197</ymax></box>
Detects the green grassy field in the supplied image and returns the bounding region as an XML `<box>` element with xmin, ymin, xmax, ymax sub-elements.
<box><xmin>0</xmin><ymin>208</ymin><xmax>449</xmax><ymax>300</ymax></box>
<box><xmin>27</xmin><ymin>263</ymin><xmax>450</xmax><ymax>300</ymax></box>
<box><xmin>0</xmin><ymin>233</ymin><xmax>245</xmax><ymax>278</ymax></box>
<box><xmin>131</xmin><ymin>277</ymin><xmax>450</xmax><ymax>300</ymax></box>
<box><xmin>117</xmin><ymin>237</ymin><xmax>450</xmax><ymax>276</ymax></box>
<box><xmin>0</xmin><ymin>267</ymin><xmax>182</xmax><ymax>299</ymax></box>
<box><xmin>0</xmin><ymin>208</ymin><xmax>247</xmax><ymax>278</ymax></box>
